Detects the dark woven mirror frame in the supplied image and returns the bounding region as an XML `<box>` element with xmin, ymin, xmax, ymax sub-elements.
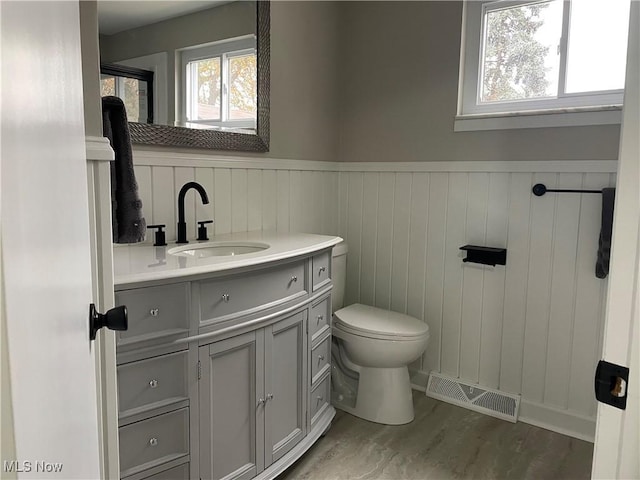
<box><xmin>128</xmin><ymin>1</ymin><xmax>270</xmax><ymax>152</ymax></box>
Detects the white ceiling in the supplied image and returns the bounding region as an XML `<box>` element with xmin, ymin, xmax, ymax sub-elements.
<box><xmin>98</xmin><ymin>1</ymin><xmax>232</xmax><ymax>35</ymax></box>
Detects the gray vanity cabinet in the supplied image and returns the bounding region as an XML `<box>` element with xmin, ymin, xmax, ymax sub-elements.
<box><xmin>199</xmin><ymin>310</ymin><xmax>307</xmax><ymax>480</ymax></box>
<box><xmin>115</xmin><ymin>245</ymin><xmax>337</xmax><ymax>480</ymax></box>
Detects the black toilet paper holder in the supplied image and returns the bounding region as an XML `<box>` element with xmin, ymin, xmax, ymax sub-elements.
<box><xmin>460</xmin><ymin>245</ymin><xmax>507</xmax><ymax>266</ymax></box>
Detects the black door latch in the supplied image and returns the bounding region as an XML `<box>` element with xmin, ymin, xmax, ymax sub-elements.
<box><xmin>594</xmin><ymin>360</ymin><xmax>629</xmax><ymax>410</ymax></box>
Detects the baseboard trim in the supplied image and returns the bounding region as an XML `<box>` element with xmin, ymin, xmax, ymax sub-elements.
<box><xmin>131</xmin><ymin>148</ymin><xmax>617</xmax><ymax>174</ymax></box>
<box><xmin>519</xmin><ymin>400</ymin><xmax>596</xmax><ymax>443</ymax></box>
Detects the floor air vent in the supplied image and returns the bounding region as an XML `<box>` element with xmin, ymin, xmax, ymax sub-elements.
<box><xmin>426</xmin><ymin>372</ymin><xmax>520</xmax><ymax>423</ymax></box>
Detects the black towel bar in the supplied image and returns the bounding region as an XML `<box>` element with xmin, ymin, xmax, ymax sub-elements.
<box><xmin>532</xmin><ymin>183</ymin><xmax>603</xmax><ymax>197</ymax></box>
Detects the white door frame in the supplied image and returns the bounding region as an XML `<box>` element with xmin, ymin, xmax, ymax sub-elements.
<box><xmin>86</xmin><ymin>137</ymin><xmax>120</xmax><ymax>479</ymax></box>
<box><xmin>591</xmin><ymin>2</ymin><xmax>640</xmax><ymax>478</ymax></box>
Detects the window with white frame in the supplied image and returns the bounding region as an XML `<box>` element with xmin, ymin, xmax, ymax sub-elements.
<box><xmin>179</xmin><ymin>36</ymin><xmax>257</xmax><ymax>130</ymax></box>
<box><xmin>458</xmin><ymin>0</ymin><xmax>630</xmax><ymax>120</ymax></box>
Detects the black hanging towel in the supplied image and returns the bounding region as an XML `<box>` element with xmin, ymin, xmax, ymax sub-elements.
<box><xmin>102</xmin><ymin>96</ymin><xmax>146</xmax><ymax>243</ymax></box>
<box><xmin>595</xmin><ymin>188</ymin><xmax>616</xmax><ymax>279</ymax></box>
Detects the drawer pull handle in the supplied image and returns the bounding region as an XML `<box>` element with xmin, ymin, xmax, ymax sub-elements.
<box><xmin>149</xmin><ymin>379</ymin><xmax>158</xmax><ymax>389</ymax></box>
<box><xmin>319</xmin><ymin>266</ymin><xmax>326</xmax><ymax>274</ymax></box>
<box><xmin>318</xmin><ymin>355</ymin><xmax>325</xmax><ymax>361</ymax></box>
<box><xmin>221</xmin><ymin>293</ymin><xmax>230</xmax><ymax>302</ymax></box>
<box><xmin>317</xmin><ymin>314</ymin><xmax>323</xmax><ymax>324</ymax></box>
<box><xmin>267</xmin><ymin>393</ymin><xmax>274</xmax><ymax>401</ymax></box>
<box><xmin>290</xmin><ymin>275</ymin><xmax>298</xmax><ymax>283</ymax></box>
<box><xmin>149</xmin><ymin>308</ymin><xmax>159</xmax><ymax>317</ymax></box>
<box><xmin>149</xmin><ymin>438</ymin><xmax>158</xmax><ymax>447</ymax></box>
<box><xmin>317</xmin><ymin>395</ymin><xmax>324</xmax><ymax>403</ymax></box>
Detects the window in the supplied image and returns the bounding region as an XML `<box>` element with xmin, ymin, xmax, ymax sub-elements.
<box><xmin>100</xmin><ymin>64</ymin><xmax>154</xmax><ymax>123</ymax></box>
<box><xmin>179</xmin><ymin>36</ymin><xmax>257</xmax><ymax>131</ymax></box>
<box><xmin>457</xmin><ymin>0</ymin><xmax>630</xmax><ymax>128</ymax></box>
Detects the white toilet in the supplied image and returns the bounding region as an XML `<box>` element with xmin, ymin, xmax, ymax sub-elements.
<box><xmin>331</xmin><ymin>242</ymin><xmax>429</xmax><ymax>425</ymax></box>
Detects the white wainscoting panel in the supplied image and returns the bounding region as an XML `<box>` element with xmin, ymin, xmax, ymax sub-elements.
<box><xmin>133</xmin><ymin>161</ymin><xmax>340</xmax><ymax>243</ymax></box>
<box><xmin>132</xmin><ymin>149</ymin><xmax>615</xmax><ymax>440</ymax></box>
<box><xmin>337</xmin><ymin>168</ymin><xmax>616</xmax><ymax>441</ymax></box>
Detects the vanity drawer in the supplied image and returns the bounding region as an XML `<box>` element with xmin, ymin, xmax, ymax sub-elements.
<box><xmin>116</xmin><ymin>283</ymin><xmax>189</xmax><ymax>347</ymax></box>
<box><xmin>137</xmin><ymin>462</ymin><xmax>189</xmax><ymax>480</ymax></box>
<box><xmin>117</xmin><ymin>351</ymin><xmax>188</xmax><ymax>419</ymax></box>
<box><xmin>310</xmin><ymin>374</ymin><xmax>330</xmax><ymax>427</ymax></box>
<box><xmin>199</xmin><ymin>261</ymin><xmax>306</xmax><ymax>324</ymax></box>
<box><xmin>119</xmin><ymin>408</ymin><xmax>189</xmax><ymax>478</ymax></box>
<box><xmin>309</xmin><ymin>296</ymin><xmax>331</xmax><ymax>344</ymax></box>
<box><xmin>312</xmin><ymin>251</ymin><xmax>331</xmax><ymax>291</ymax></box>
<box><xmin>311</xmin><ymin>335</ymin><xmax>331</xmax><ymax>385</ymax></box>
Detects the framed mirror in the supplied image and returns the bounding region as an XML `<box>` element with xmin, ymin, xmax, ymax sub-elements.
<box><xmin>98</xmin><ymin>1</ymin><xmax>269</xmax><ymax>152</ymax></box>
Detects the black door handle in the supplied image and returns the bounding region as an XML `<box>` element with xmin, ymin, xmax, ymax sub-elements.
<box><xmin>89</xmin><ymin>304</ymin><xmax>128</xmax><ymax>340</ymax></box>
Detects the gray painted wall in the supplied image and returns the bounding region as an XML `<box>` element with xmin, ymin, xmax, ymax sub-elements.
<box><xmin>81</xmin><ymin>1</ymin><xmax>103</xmax><ymax>137</ymax></box>
<box><xmin>267</xmin><ymin>1</ymin><xmax>339</xmax><ymax>161</ymax></box>
<box><xmin>91</xmin><ymin>1</ymin><xmax>621</xmax><ymax>163</ymax></box>
<box><xmin>335</xmin><ymin>1</ymin><xmax>621</xmax><ymax>162</ymax></box>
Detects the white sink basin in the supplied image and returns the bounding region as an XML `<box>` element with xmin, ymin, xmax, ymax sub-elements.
<box><xmin>168</xmin><ymin>241</ymin><xmax>270</xmax><ymax>258</ymax></box>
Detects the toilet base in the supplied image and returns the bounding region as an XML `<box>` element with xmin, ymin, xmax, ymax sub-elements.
<box><xmin>338</xmin><ymin>366</ymin><xmax>415</xmax><ymax>425</ymax></box>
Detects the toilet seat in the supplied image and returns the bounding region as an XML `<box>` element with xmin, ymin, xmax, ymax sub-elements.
<box><xmin>334</xmin><ymin>303</ymin><xmax>429</xmax><ymax>341</ymax></box>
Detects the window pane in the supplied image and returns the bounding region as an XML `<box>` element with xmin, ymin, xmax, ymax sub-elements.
<box><xmin>100</xmin><ymin>76</ymin><xmax>116</xmax><ymax>96</ymax></box>
<box><xmin>123</xmin><ymin>78</ymin><xmax>142</xmax><ymax>122</ymax></box>
<box><xmin>189</xmin><ymin>57</ymin><xmax>221</xmax><ymax>121</ymax></box>
<box><xmin>565</xmin><ymin>0</ymin><xmax>630</xmax><ymax>93</ymax></box>
<box><xmin>228</xmin><ymin>53</ymin><xmax>257</xmax><ymax>121</ymax></box>
<box><xmin>481</xmin><ymin>0</ymin><xmax>563</xmax><ymax>103</ymax></box>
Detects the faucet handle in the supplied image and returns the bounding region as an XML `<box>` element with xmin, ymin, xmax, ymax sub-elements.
<box><xmin>197</xmin><ymin>220</ymin><xmax>213</xmax><ymax>241</ymax></box>
<box><xmin>147</xmin><ymin>224</ymin><xmax>167</xmax><ymax>247</ymax></box>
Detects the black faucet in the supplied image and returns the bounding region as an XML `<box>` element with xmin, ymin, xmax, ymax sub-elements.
<box><xmin>177</xmin><ymin>182</ymin><xmax>210</xmax><ymax>244</ymax></box>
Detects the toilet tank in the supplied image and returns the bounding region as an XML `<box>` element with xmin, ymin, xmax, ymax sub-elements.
<box><xmin>331</xmin><ymin>241</ymin><xmax>348</xmax><ymax>312</ymax></box>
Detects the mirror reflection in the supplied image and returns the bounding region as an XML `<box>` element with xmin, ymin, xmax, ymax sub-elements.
<box><xmin>98</xmin><ymin>1</ymin><xmax>257</xmax><ymax>133</ymax></box>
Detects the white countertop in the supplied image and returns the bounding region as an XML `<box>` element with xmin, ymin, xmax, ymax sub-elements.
<box><xmin>113</xmin><ymin>231</ymin><xmax>343</xmax><ymax>287</ymax></box>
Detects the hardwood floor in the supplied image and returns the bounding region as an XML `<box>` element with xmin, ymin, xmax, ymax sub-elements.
<box><xmin>280</xmin><ymin>392</ymin><xmax>593</xmax><ymax>480</ymax></box>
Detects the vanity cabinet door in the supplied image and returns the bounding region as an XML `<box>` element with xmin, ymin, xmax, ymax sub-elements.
<box><xmin>264</xmin><ymin>311</ymin><xmax>307</xmax><ymax>466</ymax></box>
<box><xmin>199</xmin><ymin>331</ymin><xmax>265</xmax><ymax>480</ymax></box>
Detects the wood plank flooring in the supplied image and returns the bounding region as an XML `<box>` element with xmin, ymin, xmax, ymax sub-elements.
<box><xmin>279</xmin><ymin>392</ymin><xmax>593</xmax><ymax>480</ymax></box>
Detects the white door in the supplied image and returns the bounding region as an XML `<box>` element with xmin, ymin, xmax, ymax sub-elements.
<box><xmin>591</xmin><ymin>2</ymin><xmax>639</xmax><ymax>478</ymax></box>
<box><xmin>1</xmin><ymin>1</ymin><xmax>101</xmax><ymax>478</ymax></box>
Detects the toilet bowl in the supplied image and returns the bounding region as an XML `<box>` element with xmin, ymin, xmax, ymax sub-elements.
<box><xmin>332</xmin><ymin>304</ymin><xmax>429</xmax><ymax>424</ymax></box>
<box><xmin>330</xmin><ymin>242</ymin><xmax>430</xmax><ymax>425</ymax></box>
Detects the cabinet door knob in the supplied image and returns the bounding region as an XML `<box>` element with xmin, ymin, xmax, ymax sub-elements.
<box><xmin>149</xmin><ymin>379</ymin><xmax>158</xmax><ymax>389</ymax></box>
<box><xmin>150</xmin><ymin>308</ymin><xmax>159</xmax><ymax>317</ymax></box>
<box><xmin>221</xmin><ymin>293</ymin><xmax>230</xmax><ymax>302</ymax></box>
<box><xmin>257</xmin><ymin>398</ymin><xmax>265</xmax><ymax>406</ymax></box>
<box><xmin>317</xmin><ymin>395</ymin><xmax>324</xmax><ymax>403</ymax></box>
<box><xmin>318</xmin><ymin>355</ymin><xmax>325</xmax><ymax>361</ymax></box>
<box><xmin>317</xmin><ymin>314</ymin><xmax>323</xmax><ymax>324</ymax></box>
<box><xmin>266</xmin><ymin>393</ymin><xmax>274</xmax><ymax>401</ymax></box>
<box><xmin>149</xmin><ymin>438</ymin><xmax>158</xmax><ymax>447</ymax></box>
<box><xmin>318</xmin><ymin>266</ymin><xmax>326</xmax><ymax>274</ymax></box>
<box><xmin>290</xmin><ymin>275</ymin><xmax>298</xmax><ymax>283</ymax></box>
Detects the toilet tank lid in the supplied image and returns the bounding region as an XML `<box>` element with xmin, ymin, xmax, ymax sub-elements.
<box><xmin>334</xmin><ymin>303</ymin><xmax>429</xmax><ymax>337</ymax></box>
<box><xmin>332</xmin><ymin>241</ymin><xmax>348</xmax><ymax>257</ymax></box>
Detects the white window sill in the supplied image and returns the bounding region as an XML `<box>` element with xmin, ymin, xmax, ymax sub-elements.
<box><xmin>454</xmin><ymin>106</ymin><xmax>622</xmax><ymax>132</ymax></box>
